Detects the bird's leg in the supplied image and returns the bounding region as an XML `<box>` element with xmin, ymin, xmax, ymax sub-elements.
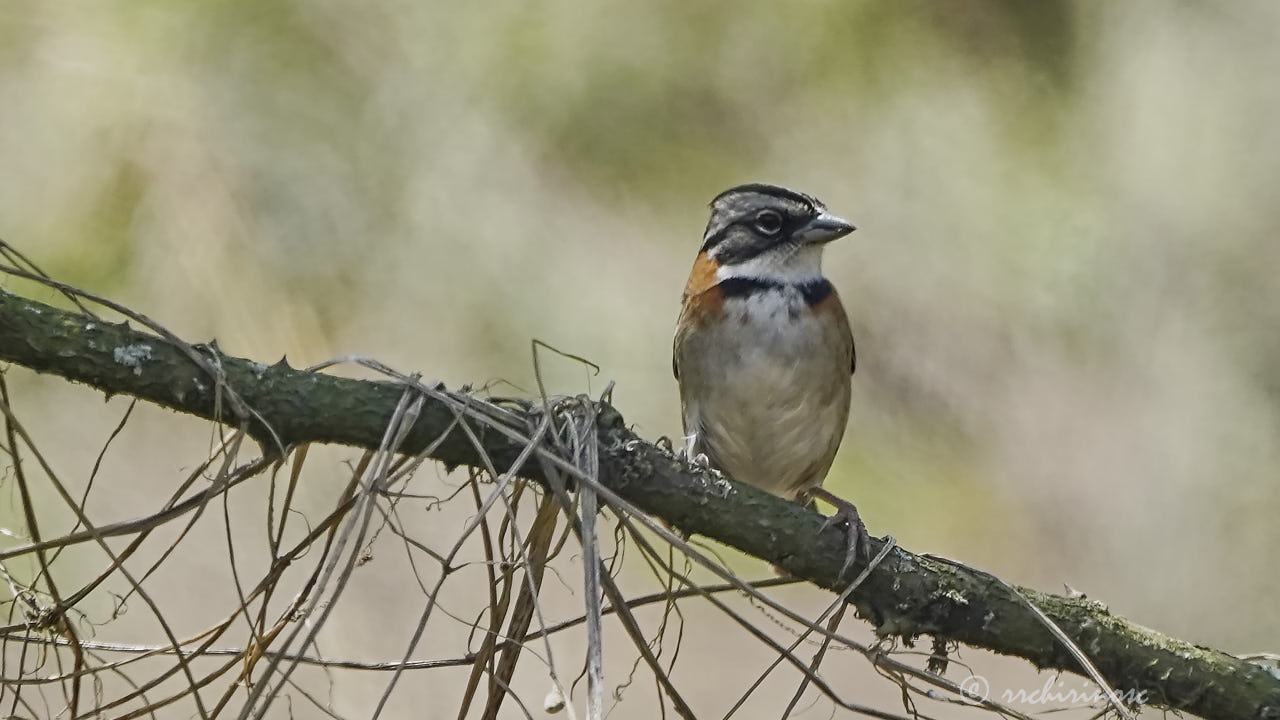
<box><xmin>682</xmin><ymin>432</ymin><xmax>710</xmax><ymax>468</ymax></box>
<box><xmin>809</xmin><ymin>487</ymin><xmax>871</xmax><ymax>576</ymax></box>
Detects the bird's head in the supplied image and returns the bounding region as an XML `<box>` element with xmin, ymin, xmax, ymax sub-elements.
<box><xmin>700</xmin><ymin>183</ymin><xmax>855</xmax><ymax>284</ymax></box>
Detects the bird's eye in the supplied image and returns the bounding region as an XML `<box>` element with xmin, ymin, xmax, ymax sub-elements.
<box><xmin>754</xmin><ymin>209</ymin><xmax>784</xmax><ymax>236</ymax></box>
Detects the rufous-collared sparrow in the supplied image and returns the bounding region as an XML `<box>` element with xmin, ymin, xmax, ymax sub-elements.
<box><xmin>673</xmin><ymin>182</ymin><xmax>869</xmax><ymax>565</ymax></box>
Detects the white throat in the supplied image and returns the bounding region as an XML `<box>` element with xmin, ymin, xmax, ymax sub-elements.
<box><xmin>714</xmin><ymin>244</ymin><xmax>825</xmax><ymax>285</ymax></box>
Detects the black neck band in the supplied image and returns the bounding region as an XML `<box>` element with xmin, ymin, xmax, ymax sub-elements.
<box><xmin>717</xmin><ymin>277</ymin><xmax>832</xmax><ymax>306</ymax></box>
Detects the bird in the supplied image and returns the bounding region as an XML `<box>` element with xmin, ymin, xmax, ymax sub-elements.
<box><xmin>672</xmin><ymin>182</ymin><xmax>869</xmax><ymax>568</ymax></box>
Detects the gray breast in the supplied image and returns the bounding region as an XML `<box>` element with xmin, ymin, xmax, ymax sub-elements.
<box><xmin>677</xmin><ymin>286</ymin><xmax>852</xmax><ymax>499</ymax></box>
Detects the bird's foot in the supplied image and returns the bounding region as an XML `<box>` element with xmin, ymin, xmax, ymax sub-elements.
<box><xmin>680</xmin><ymin>434</ymin><xmax>711</xmax><ymax>468</ymax></box>
<box><xmin>810</xmin><ymin>487</ymin><xmax>871</xmax><ymax>577</ymax></box>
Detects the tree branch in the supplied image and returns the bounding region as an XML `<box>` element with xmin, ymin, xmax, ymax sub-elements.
<box><xmin>1</xmin><ymin>288</ymin><xmax>1276</xmax><ymax>720</ymax></box>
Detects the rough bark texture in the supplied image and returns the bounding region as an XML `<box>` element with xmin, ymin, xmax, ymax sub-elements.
<box><xmin>2</xmin><ymin>288</ymin><xmax>1277</xmax><ymax>720</ymax></box>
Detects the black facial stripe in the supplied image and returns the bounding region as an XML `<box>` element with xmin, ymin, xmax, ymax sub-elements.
<box><xmin>700</xmin><ymin>212</ymin><xmax>810</xmax><ymax>257</ymax></box>
<box><xmin>709</xmin><ymin>236</ymin><xmax>789</xmax><ymax>266</ymax></box>
<box><xmin>718</xmin><ymin>277</ymin><xmax>833</xmax><ymax>306</ymax></box>
<box><xmin>699</xmin><ymin>222</ymin><xmax>733</xmax><ymax>254</ymax></box>
<box><xmin>712</xmin><ymin>183</ymin><xmax>819</xmax><ymax>211</ymax></box>
<box><xmin>700</xmin><ymin>220</ymin><xmax>776</xmax><ymax>258</ymax></box>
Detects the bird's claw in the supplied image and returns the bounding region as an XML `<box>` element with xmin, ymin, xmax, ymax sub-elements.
<box><xmin>811</xmin><ymin>489</ymin><xmax>871</xmax><ymax>578</ymax></box>
<box><xmin>680</xmin><ymin>441</ymin><xmax>711</xmax><ymax>469</ymax></box>
<box><xmin>822</xmin><ymin>507</ymin><xmax>870</xmax><ymax>577</ymax></box>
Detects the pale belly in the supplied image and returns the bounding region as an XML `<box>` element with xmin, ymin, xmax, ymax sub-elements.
<box><xmin>677</xmin><ymin>291</ymin><xmax>852</xmax><ymax>499</ymax></box>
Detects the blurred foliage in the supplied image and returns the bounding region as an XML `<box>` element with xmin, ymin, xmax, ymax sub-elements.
<box><xmin>1</xmin><ymin>0</ymin><xmax>1277</xmax><ymax>685</ymax></box>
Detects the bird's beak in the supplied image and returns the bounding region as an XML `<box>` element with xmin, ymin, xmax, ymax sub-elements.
<box><xmin>796</xmin><ymin>211</ymin><xmax>856</xmax><ymax>245</ymax></box>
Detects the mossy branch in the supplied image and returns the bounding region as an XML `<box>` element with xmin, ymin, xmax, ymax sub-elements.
<box><xmin>1</xmin><ymin>288</ymin><xmax>1276</xmax><ymax>720</ymax></box>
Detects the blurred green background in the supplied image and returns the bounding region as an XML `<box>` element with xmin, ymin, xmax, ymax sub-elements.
<box><xmin>2</xmin><ymin>1</ymin><xmax>1278</xmax><ymax>717</ymax></box>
